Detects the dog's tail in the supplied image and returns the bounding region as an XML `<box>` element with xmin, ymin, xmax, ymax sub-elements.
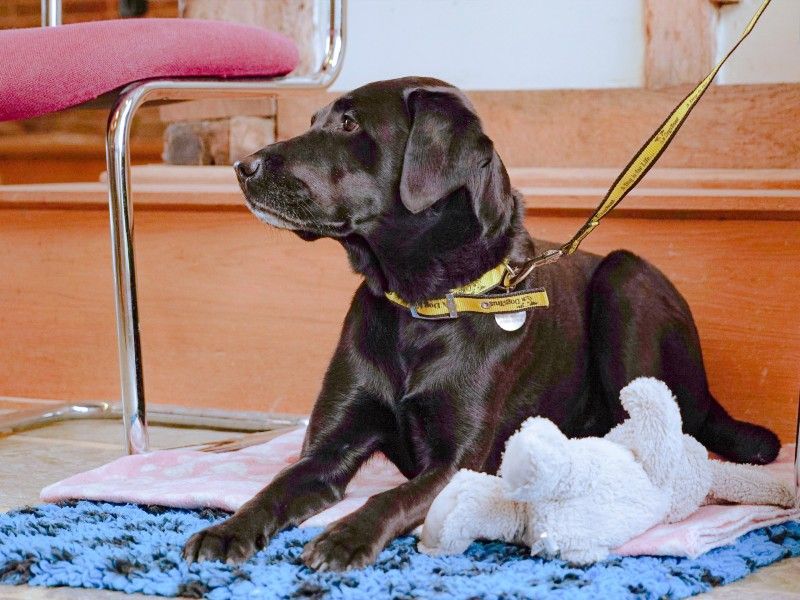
<box><xmin>708</xmin><ymin>460</ymin><xmax>795</xmax><ymax>508</ymax></box>
<box><xmin>696</xmin><ymin>397</ymin><xmax>780</xmax><ymax>465</ymax></box>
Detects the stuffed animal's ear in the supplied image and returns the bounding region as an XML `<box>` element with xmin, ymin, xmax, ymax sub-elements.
<box><xmin>522</xmin><ymin>417</ymin><xmax>568</xmax><ymax>446</ymax></box>
<box><xmin>399</xmin><ymin>87</ymin><xmax>495</xmax><ymax>214</ymax></box>
<box><xmin>501</xmin><ymin>418</ymin><xmax>570</xmax><ymax>501</ymax></box>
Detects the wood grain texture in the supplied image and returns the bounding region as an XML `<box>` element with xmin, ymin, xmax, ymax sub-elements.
<box><xmin>276</xmin><ymin>91</ymin><xmax>335</xmax><ymax>141</ymax></box>
<box><xmin>470</xmin><ymin>84</ymin><xmax>800</xmax><ymax>169</ymax></box>
<box><xmin>1</xmin><ymin>206</ymin><xmax>798</xmax><ymax>442</ymax></box>
<box><xmin>0</xmin><ymin>107</ymin><xmax>164</xmax><ymax>157</ymax></box>
<box><xmin>0</xmin><ymin>105</ymin><xmax>163</xmax><ymax>183</ymax></box>
<box><xmin>159</xmin><ymin>98</ymin><xmax>277</xmax><ymax>123</ymax></box>
<box><xmin>3</xmin><ymin>83</ymin><xmax>799</xmax><ymax>183</ymax></box>
<box><xmin>0</xmin><ymin>208</ymin><xmax>358</xmax><ymax>415</ymax></box>
<box><xmin>3</xmin><ymin>166</ymin><xmax>798</xmax><ymax>220</ymax></box>
<box><xmin>644</xmin><ymin>0</ymin><xmax>717</xmax><ymax>89</ymax></box>
<box><xmin>0</xmin><ymin>157</ymin><xmax>107</xmax><ymax>185</ymax></box>
<box><xmin>112</xmin><ymin>165</ymin><xmax>800</xmax><ymax>191</ymax></box>
<box><xmin>276</xmin><ymin>84</ymin><xmax>800</xmax><ymax>169</ymax></box>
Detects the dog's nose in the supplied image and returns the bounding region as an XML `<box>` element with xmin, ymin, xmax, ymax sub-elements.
<box><xmin>234</xmin><ymin>156</ymin><xmax>262</xmax><ymax>180</ymax></box>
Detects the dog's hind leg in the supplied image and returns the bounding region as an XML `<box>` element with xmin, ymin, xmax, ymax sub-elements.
<box><xmin>588</xmin><ymin>250</ymin><xmax>780</xmax><ymax>465</ymax></box>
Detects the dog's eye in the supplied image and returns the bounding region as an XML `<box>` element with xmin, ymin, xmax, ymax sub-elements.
<box><xmin>342</xmin><ymin>115</ymin><xmax>359</xmax><ymax>132</ymax></box>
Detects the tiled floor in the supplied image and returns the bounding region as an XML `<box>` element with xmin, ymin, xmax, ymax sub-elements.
<box><xmin>0</xmin><ymin>399</ymin><xmax>798</xmax><ymax>599</ymax></box>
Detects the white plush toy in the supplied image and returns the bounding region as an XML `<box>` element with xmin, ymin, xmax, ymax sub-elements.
<box><xmin>419</xmin><ymin>377</ymin><xmax>795</xmax><ymax>565</ymax></box>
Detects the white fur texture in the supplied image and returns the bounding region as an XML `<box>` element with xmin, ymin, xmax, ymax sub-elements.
<box><xmin>419</xmin><ymin>377</ymin><xmax>795</xmax><ymax>565</ymax></box>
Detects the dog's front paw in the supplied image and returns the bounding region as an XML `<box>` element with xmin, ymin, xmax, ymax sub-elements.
<box><xmin>183</xmin><ymin>517</ymin><xmax>266</xmax><ymax>565</ymax></box>
<box><xmin>301</xmin><ymin>521</ymin><xmax>379</xmax><ymax>571</ymax></box>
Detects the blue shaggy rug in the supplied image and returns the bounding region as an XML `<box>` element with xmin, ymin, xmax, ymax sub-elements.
<box><xmin>0</xmin><ymin>502</ymin><xmax>798</xmax><ymax>599</ymax></box>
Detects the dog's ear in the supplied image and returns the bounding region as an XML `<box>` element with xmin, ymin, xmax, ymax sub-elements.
<box><xmin>399</xmin><ymin>87</ymin><xmax>495</xmax><ymax>214</ymax></box>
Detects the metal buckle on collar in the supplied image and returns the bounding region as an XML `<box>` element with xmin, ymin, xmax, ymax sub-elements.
<box><xmin>410</xmin><ymin>293</ymin><xmax>458</xmax><ymax>320</ymax></box>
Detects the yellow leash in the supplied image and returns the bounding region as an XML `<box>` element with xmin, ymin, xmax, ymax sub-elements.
<box><xmin>503</xmin><ymin>0</ymin><xmax>773</xmax><ymax>290</ymax></box>
<box><xmin>388</xmin><ymin>0</ymin><xmax>772</xmax><ymax>319</ymax></box>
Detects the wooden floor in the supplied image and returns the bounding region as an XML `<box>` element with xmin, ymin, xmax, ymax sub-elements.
<box><xmin>1</xmin><ymin>165</ymin><xmax>798</xmax><ymax>442</ymax></box>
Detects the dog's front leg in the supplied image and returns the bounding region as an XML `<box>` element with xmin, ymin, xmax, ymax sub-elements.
<box><xmin>183</xmin><ymin>431</ymin><xmax>379</xmax><ymax>564</ymax></box>
<box><xmin>301</xmin><ymin>464</ymin><xmax>457</xmax><ymax>571</ymax></box>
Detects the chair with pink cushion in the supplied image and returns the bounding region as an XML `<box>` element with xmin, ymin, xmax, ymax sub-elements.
<box><xmin>0</xmin><ymin>0</ymin><xmax>346</xmax><ymax>454</ymax></box>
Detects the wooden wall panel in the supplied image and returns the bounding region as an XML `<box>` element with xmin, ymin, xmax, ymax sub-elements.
<box><xmin>277</xmin><ymin>84</ymin><xmax>800</xmax><ymax>170</ymax></box>
<box><xmin>3</xmin><ymin>83</ymin><xmax>799</xmax><ymax>184</ymax></box>
<box><xmin>472</xmin><ymin>84</ymin><xmax>800</xmax><ymax>170</ymax></box>
<box><xmin>1</xmin><ymin>206</ymin><xmax>797</xmax><ymax>442</ymax></box>
<box><xmin>0</xmin><ymin>107</ymin><xmax>165</xmax><ymax>184</ymax></box>
<box><xmin>643</xmin><ymin>0</ymin><xmax>716</xmax><ymax>89</ymax></box>
<box><xmin>0</xmin><ymin>209</ymin><xmax>358</xmax><ymax>415</ymax></box>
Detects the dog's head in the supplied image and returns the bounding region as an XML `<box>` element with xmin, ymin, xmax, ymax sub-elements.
<box><xmin>235</xmin><ymin>77</ymin><xmax>521</xmax><ymax>301</ymax></box>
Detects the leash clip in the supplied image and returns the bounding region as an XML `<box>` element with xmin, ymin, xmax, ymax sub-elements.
<box><xmin>410</xmin><ymin>292</ymin><xmax>458</xmax><ymax>320</ymax></box>
<box><xmin>503</xmin><ymin>249</ymin><xmax>563</xmax><ymax>290</ymax></box>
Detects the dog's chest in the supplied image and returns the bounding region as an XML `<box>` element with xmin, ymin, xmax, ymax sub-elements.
<box><xmin>356</xmin><ymin>292</ymin><xmax>530</xmax><ymax>401</ymax></box>
<box><xmin>392</xmin><ymin>313</ymin><xmax>519</xmax><ymax>389</ymax></box>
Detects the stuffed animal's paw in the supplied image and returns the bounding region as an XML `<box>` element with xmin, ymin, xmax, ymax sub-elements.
<box><xmin>558</xmin><ymin>545</ymin><xmax>612</xmax><ymax>566</ymax></box>
<box><xmin>708</xmin><ymin>460</ymin><xmax>798</xmax><ymax>508</ymax></box>
<box><xmin>419</xmin><ymin>470</ymin><xmax>515</xmax><ymax>555</ymax></box>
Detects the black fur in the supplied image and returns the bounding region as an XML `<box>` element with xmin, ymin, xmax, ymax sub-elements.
<box><xmin>183</xmin><ymin>77</ymin><xmax>780</xmax><ymax>571</ymax></box>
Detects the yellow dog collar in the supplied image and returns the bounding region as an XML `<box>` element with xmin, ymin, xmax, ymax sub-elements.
<box><xmin>385</xmin><ymin>261</ymin><xmax>549</xmax><ymax>320</ymax></box>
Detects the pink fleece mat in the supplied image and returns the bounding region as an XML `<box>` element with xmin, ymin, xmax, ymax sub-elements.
<box><xmin>40</xmin><ymin>428</ymin><xmax>799</xmax><ymax>559</ymax></box>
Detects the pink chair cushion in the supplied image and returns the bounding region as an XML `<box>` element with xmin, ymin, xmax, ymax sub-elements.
<box><xmin>0</xmin><ymin>19</ymin><xmax>299</xmax><ymax>121</ymax></box>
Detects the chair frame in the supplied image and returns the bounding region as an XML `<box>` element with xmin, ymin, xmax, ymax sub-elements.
<box><xmin>8</xmin><ymin>0</ymin><xmax>347</xmax><ymax>454</ymax></box>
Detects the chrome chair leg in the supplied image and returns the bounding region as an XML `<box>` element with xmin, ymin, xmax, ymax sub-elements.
<box><xmin>0</xmin><ymin>400</ymin><xmax>307</xmax><ymax>438</ymax></box>
<box><xmin>106</xmin><ymin>89</ymin><xmax>149</xmax><ymax>455</ymax></box>
<box><xmin>98</xmin><ymin>0</ymin><xmax>346</xmax><ymax>455</ymax></box>
<box><xmin>0</xmin><ymin>402</ymin><xmax>112</xmax><ymax>434</ymax></box>
<box><xmin>103</xmin><ymin>83</ymin><xmax>348</xmax><ymax>457</ymax></box>
<box><xmin>14</xmin><ymin>0</ymin><xmax>347</xmax><ymax>456</ymax></box>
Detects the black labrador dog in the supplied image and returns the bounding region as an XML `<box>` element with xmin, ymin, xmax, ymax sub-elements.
<box><xmin>183</xmin><ymin>76</ymin><xmax>780</xmax><ymax>571</ymax></box>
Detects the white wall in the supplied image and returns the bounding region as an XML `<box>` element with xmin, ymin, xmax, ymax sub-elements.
<box><xmin>716</xmin><ymin>0</ymin><xmax>800</xmax><ymax>85</ymax></box>
<box><xmin>331</xmin><ymin>0</ymin><xmax>645</xmax><ymax>91</ymax></box>
<box><xmin>330</xmin><ymin>0</ymin><xmax>799</xmax><ymax>92</ymax></box>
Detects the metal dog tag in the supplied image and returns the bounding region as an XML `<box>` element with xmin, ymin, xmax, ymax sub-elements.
<box><xmin>494</xmin><ymin>311</ymin><xmax>526</xmax><ymax>331</ymax></box>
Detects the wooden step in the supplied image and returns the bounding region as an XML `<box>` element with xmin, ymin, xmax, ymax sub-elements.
<box><xmin>1</xmin><ymin>165</ymin><xmax>800</xmax><ymax>219</ymax></box>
